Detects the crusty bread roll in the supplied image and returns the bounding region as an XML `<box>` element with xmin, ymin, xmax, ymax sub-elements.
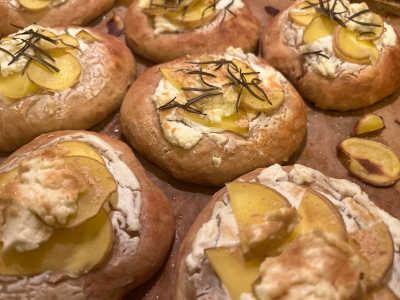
<box><xmin>174</xmin><ymin>164</ymin><xmax>400</xmax><ymax>300</ymax></box>
<box><xmin>124</xmin><ymin>0</ymin><xmax>260</xmax><ymax>63</ymax></box>
<box><xmin>0</xmin><ymin>130</ymin><xmax>175</xmax><ymax>300</ymax></box>
<box><xmin>262</xmin><ymin>0</ymin><xmax>400</xmax><ymax>111</ymax></box>
<box><xmin>120</xmin><ymin>48</ymin><xmax>307</xmax><ymax>186</ymax></box>
<box><xmin>0</xmin><ymin>25</ymin><xmax>135</xmax><ymax>152</ymax></box>
<box><xmin>0</xmin><ymin>0</ymin><xmax>115</xmax><ymax>36</ymax></box>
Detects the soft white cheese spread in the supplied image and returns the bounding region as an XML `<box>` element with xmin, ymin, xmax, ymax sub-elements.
<box><xmin>185</xmin><ymin>164</ymin><xmax>400</xmax><ymax>299</ymax></box>
<box><xmin>139</xmin><ymin>0</ymin><xmax>244</xmax><ymax>34</ymax></box>
<box><xmin>284</xmin><ymin>0</ymin><xmax>398</xmax><ymax>78</ymax></box>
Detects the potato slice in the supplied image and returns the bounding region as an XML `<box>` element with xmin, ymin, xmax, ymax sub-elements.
<box><xmin>167</xmin><ymin>0</ymin><xmax>217</xmax><ymax>29</ymax></box>
<box><xmin>227</xmin><ymin>182</ymin><xmax>290</xmax><ymax>257</ymax></box>
<box><xmin>18</xmin><ymin>0</ymin><xmax>50</xmax><ymax>10</ymax></box>
<box><xmin>63</xmin><ymin>156</ymin><xmax>116</xmax><ymax>228</ymax></box>
<box><xmin>303</xmin><ymin>15</ymin><xmax>336</xmax><ymax>44</ymax></box>
<box><xmin>178</xmin><ymin>109</ymin><xmax>249</xmax><ymax>135</ymax></box>
<box><xmin>0</xmin><ymin>73</ymin><xmax>40</xmax><ymax>100</ymax></box>
<box><xmin>294</xmin><ymin>189</ymin><xmax>347</xmax><ymax>241</ymax></box>
<box><xmin>289</xmin><ymin>2</ymin><xmax>320</xmax><ymax>27</ymax></box>
<box><xmin>0</xmin><ymin>209</ymin><xmax>113</xmax><ymax>276</ymax></box>
<box><xmin>333</xmin><ymin>26</ymin><xmax>379</xmax><ymax>64</ymax></box>
<box><xmin>350</xmin><ymin>222</ymin><xmax>394</xmax><ymax>290</ymax></box>
<box><xmin>57</xmin><ymin>141</ymin><xmax>105</xmax><ymax>165</ymax></box>
<box><xmin>354</xmin><ymin>114</ymin><xmax>385</xmax><ymax>136</ymax></box>
<box><xmin>76</xmin><ymin>30</ymin><xmax>99</xmax><ymax>43</ymax></box>
<box><xmin>160</xmin><ymin>67</ymin><xmax>184</xmax><ymax>90</ymax></box>
<box><xmin>206</xmin><ymin>247</ymin><xmax>263</xmax><ymax>300</ymax></box>
<box><xmin>26</xmin><ymin>49</ymin><xmax>81</xmax><ymax>91</ymax></box>
<box><xmin>357</xmin><ymin>13</ymin><xmax>384</xmax><ymax>41</ymax></box>
<box><xmin>241</xmin><ymin>89</ymin><xmax>284</xmax><ymax>114</ymax></box>
<box><xmin>338</xmin><ymin>138</ymin><xmax>400</xmax><ymax>186</ymax></box>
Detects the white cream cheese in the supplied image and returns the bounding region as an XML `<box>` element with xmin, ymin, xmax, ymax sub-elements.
<box><xmin>153</xmin><ymin>47</ymin><xmax>288</xmax><ymax>150</ymax></box>
<box><xmin>284</xmin><ymin>1</ymin><xmax>398</xmax><ymax>78</ymax></box>
<box><xmin>186</xmin><ymin>164</ymin><xmax>400</xmax><ymax>299</ymax></box>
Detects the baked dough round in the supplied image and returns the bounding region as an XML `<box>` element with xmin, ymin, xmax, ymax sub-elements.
<box><xmin>174</xmin><ymin>164</ymin><xmax>400</xmax><ymax>300</ymax></box>
<box><xmin>120</xmin><ymin>48</ymin><xmax>307</xmax><ymax>186</ymax></box>
<box><xmin>124</xmin><ymin>0</ymin><xmax>260</xmax><ymax>63</ymax></box>
<box><xmin>0</xmin><ymin>0</ymin><xmax>115</xmax><ymax>36</ymax></box>
<box><xmin>0</xmin><ymin>130</ymin><xmax>175</xmax><ymax>300</ymax></box>
<box><xmin>0</xmin><ymin>25</ymin><xmax>136</xmax><ymax>152</ymax></box>
<box><xmin>262</xmin><ymin>0</ymin><xmax>400</xmax><ymax>111</ymax></box>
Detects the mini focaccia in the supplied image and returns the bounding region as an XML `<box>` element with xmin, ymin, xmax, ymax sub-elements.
<box><xmin>0</xmin><ymin>0</ymin><xmax>115</xmax><ymax>36</ymax></box>
<box><xmin>120</xmin><ymin>47</ymin><xmax>307</xmax><ymax>186</ymax></box>
<box><xmin>124</xmin><ymin>0</ymin><xmax>260</xmax><ymax>63</ymax></box>
<box><xmin>262</xmin><ymin>0</ymin><xmax>400</xmax><ymax>111</ymax></box>
<box><xmin>174</xmin><ymin>164</ymin><xmax>400</xmax><ymax>300</ymax></box>
<box><xmin>0</xmin><ymin>130</ymin><xmax>175</xmax><ymax>300</ymax></box>
<box><xmin>0</xmin><ymin>25</ymin><xmax>135</xmax><ymax>152</ymax></box>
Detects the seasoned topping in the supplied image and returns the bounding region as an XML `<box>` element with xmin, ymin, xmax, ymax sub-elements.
<box><xmin>154</xmin><ymin>48</ymin><xmax>285</xmax><ymax>149</ymax></box>
<box><xmin>0</xmin><ymin>25</ymin><xmax>97</xmax><ymax>100</ymax></box>
<box><xmin>139</xmin><ymin>0</ymin><xmax>244</xmax><ymax>34</ymax></box>
<box><xmin>253</xmin><ymin>231</ymin><xmax>363</xmax><ymax>300</ymax></box>
<box><xmin>244</xmin><ymin>207</ymin><xmax>298</xmax><ymax>249</ymax></box>
<box><xmin>287</xmin><ymin>0</ymin><xmax>397</xmax><ymax>78</ymax></box>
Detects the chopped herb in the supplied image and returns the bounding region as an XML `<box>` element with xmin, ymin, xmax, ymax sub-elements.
<box><xmin>302</xmin><ymin>50</ymin><xmax>330</xmax><ymax>59</ymax></box>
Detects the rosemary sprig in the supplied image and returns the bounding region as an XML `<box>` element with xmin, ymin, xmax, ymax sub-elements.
<box><xmin>302</xmin><ymin>50</ymin><xmax>330</xmax><ymax>59</ymax></box>
<box><xmin>158</xmin><ymin>92</ymin><xmax>222</xmax><ymax>115</ymax></box>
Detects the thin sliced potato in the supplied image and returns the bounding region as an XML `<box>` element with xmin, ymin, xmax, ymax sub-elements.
<box><xmin>0</xmin><ymin>209</ymin><xmax>113</xmax><ymax>276</ymax></box>
<box><xmin>0</xmin><ymin>73</ymin><xmax>40</xmax><ymax>100</ymax></box>
<box><xmin>18</xmin><ymin>0</ymin><xmax>50</xmax><ymax>10</ymax></box>
<box><xmin>63</xmin><ymin>156</ymin><xmax>116</xmax><ymax>228</ymax></box>
<box><xmin>26</xmin><ymin>50</ymin><xmax>81</xmax><ymax>91</ymax></box>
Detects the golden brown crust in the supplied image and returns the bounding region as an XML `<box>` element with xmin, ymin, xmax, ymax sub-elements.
<box><xmin>261</xmin><ymin>4</ymin><xmax>400</xmax><ymax>111</ymax></box>
<box><xmin>0</xmin><ymin>27</ymin><xmax>136</xmax><ymax>153</ymax></box>
<box><xmin>120</xmin><ymin>53</ymin><xmax>307</xmax><ymax>186</ymax></box>
<box><xmin>0</xmin><ymin>130</ymin><xmax>175</xmax><ymax>300</ymax></box>
<box><xmin>124</xmin><ymin>0</ymin><xmax>260</xmax><ymax>63</ymax></box>
<box><xmin>0</xmin><ymin>0</ymin><xmax>115</xmax><ymax>36</ymax></box>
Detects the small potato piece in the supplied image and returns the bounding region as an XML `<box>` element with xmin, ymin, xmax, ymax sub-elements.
<box><xmin>0</xmin><ymin>73</ymin><xmax>40</xmax><ymax>100</ymax></box>
<box><xmin>357</xmin><ymin>13</ymin><xmax>384</xmax><ymax>41</ymax></box>
<box><xmin>166</xmin><ymin>0</ymin><xmax>216</xmax><ymax>29</ymax></box>
<box><xmin>241</xmin><ymin>89</ymin><xmax>284</xmax><ymax>114</ymax></box>
<box><xmin>76</xmin><ymin>30</ymin><xmax>100</xmax><ymax>43</ymax></box>
<box><xmin>0</xmin><ymin>209</ymin><xmax>113</xmax><ymax>276</ymax></box>
<box><xmin>18</xmin><ymin>0</ymin><xmax>50</xmax><ymax>10</ymax></box>
<box><xmin>26</xmin><ymin>50</ymin><xmax>81</xmax><ymax>91</ymax></box>
<box><xmin>333</xmin><ymin>26</ymin><xmax>379</xmax><ymax>64</ymax></box>
<box><xmin>338</xmin><ymin>138</ymin><xmax>400</xmax><ymax>186</ymax></box>
<box><xmin>58</xmin><ymin>141</ymin><xmax>105</xmax><ymax>165</ymax></box>
<box><xmin>64</xmin><ymin>156</ymin><xmax>117</xmax><ymax>228</ymax></box>
<box><xmin>288</xmin><ymin>2</ymin><xmax>320</xmax><ymax>27</ymax></box>
<box><xmin>205</xmin><ymin>247</ymin><xmax>263</xmax><ymax>300</ymax></box>
<box><xmin>160</xmin><ymin>67</ymin><xmax>184</xmax><ymax>90</ymax></box>
<box><xmin>303</xmin><ymin>15</ymin><xmax>336</xmax><ymax>44</ymax></box>
<box><xmin>354</xmin><ymin>114</ymin><xmax>385</xmax><ymax>136</ymax></box>
<box><xmin>227</xmin><ymin>182</ymin><xmax>290</xmax><ymax>257</ymax></box>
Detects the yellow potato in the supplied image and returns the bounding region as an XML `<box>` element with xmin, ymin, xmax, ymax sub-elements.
<box><xmin>17</xmin><ymin>0</ymin><xmax>51</xmax><ymax>10</ymax></box>
<box><xmin>303</xmin><ymin>15</ymin><xmax>336</xmax><ymax>44</ymax></box>
<box><xmin>0</xmin><ymin>209</ymin><xmax>113</xmax><ymax>276</ymax></box>
<box><xmin>0</xmin><ymin>72</ymin><xmax>40</xmax><ymax>100</ymax></box>
<box><xmin>26</xmin><ymin>49</ymin><xmax>81</xmax><ymax>91</ymax></box>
